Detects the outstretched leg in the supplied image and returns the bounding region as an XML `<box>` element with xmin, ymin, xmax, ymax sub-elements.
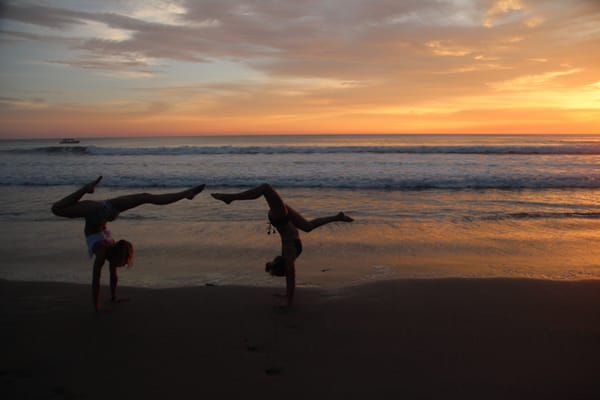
<box><xmin>212</xmin><ymin>184</ymin><xmax>287</xmax><ymax>216</ymax></box>
<box><xmin>51</xmin><ymin>176</ymin><xmax>103</xmax><ymax>218</ymax></box>
<box><xmin>109</xmin><ymin>184</ymin><xmax>205</xmax><ymax>213</ymax></box>
<box><xmin>287</xmin><ymin>206</ymin><xmax>353</xmax><ymax>232</ymax></box>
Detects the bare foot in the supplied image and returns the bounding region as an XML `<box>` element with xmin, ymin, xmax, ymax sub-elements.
<box><xmin>186</xmin><ymin>184</ymin><xmax>206</xmax><ymax>199</ymax></box>
<box><xmin>338</xmin><ymin>212</ymin><xmax>354</xmax><ymax>222</ymax></box>
<box><xmin>85</xmin><ymin>176</ymin><xmax>103</xmax><ymax>193</ymax></box>
<box><xmin>211</xmin><ymin>193</ymin><xmax>232</xmax><ymax>204</ymax></box>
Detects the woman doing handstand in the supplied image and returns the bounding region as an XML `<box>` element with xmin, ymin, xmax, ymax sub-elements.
<box><xmin>52</xmin><ymin>176</ymin><xmax>205</xmax><ymax>311</ymax></box>
<box><xmin>211</xmin><ymin>184</ymin><xmax>353</xmax><ymax>307</ymax></box>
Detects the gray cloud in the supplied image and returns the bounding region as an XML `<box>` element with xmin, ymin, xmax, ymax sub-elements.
<box><xmin>2</xmin><ymin>0</ymin><xmax>598</xmax><ymax>81</ymax></box>
<box><xmin>1</xmin><ymin>2</ymin><xmax>87</xmax><ymax>28</ymax></box>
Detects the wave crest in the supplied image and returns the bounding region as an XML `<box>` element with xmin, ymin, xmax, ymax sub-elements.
<box><xmin>7</xmin><ymin>143</ymin><xmax>600</xmax><ymax>156</ymax></box>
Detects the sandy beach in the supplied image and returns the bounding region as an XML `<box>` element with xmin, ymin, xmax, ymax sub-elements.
<box><xmin>1</xmin><ymin>278</ymin><xmax>599</xmax><ymax>399</ymax></box>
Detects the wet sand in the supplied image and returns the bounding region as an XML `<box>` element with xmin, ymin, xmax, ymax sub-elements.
<box><xmin>1</xmin><ymin>278</ymin><xmax>599</xmax><ymax>399</ymax></box>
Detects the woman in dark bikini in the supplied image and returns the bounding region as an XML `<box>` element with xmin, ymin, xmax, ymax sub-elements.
<box><xmin>52</xmin><ymin>176</ymin><xmax>205</xmax><ymax>311</ymax></box>
<box><xmin>211</xmin><ymin>184</ymin><xmax>353</xmax><ymax>307</ymax></box>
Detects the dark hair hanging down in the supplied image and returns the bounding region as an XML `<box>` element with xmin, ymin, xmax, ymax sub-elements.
<box><xmin>112</xmin><ymin>239</ymin><xmax>134</xmax><ymax>267</ymax></box>
<box><xmin>265</xmin><ymin>256</ymin><xmax>286</xmax><ymax>277</ymax></box>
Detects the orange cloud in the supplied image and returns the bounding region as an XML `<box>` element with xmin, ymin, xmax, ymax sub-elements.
<box><xmin>0</xmin><ymin>0</ymin><xmax>598</xmax><ymax>137</ymax></box>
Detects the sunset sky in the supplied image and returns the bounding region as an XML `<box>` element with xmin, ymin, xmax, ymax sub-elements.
<box><xmin>1</xmin><ymin>0</ymin><xmax>599</xmax><ymax>138</ymax></box>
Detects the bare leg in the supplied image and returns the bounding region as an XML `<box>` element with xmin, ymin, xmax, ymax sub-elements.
<box><xmin>212</xmin><ymin>184</ymin><xmax>287</xmax><ymax>216</ymax></box>
<box><xmin>287</xmin><ymin>206</ymin><xmax>354</xmax><ymax>232</ymax></box>
<box><xmin>109</xmin><ymin>184</ymin><xmax>205</xmax><ymax>213</ymax></box>
<box><xmin>51</xmin><ymin>176</ymin><xmax>103</xmax><ymax>218</ymax></box>
<box><xmin>108</xmin><ymin>264</ymin><xmax>117</xmax><ymax>301</ymax></box>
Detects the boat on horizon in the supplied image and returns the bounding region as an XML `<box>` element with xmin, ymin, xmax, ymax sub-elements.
<box><xmin>59</xmin><ymin>138</ymin><xmax>80</xmax><ymax>144</ymax></box>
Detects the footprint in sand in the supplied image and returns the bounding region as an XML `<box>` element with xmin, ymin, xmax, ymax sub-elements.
<box><xmin>264</xmin><ymin>367</ymin><xmax>283</xmax><ymax>376</ymax></box>
<box><xmin>246</xmin><ymin>344</ymin><xmax>260</xmax><ymax>352</ymax></box>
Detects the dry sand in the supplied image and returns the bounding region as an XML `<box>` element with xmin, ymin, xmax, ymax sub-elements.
<box><xmin>1</xmin><ymin>278</ymin><xmax>599</xmax><ymax>399</ymax></box>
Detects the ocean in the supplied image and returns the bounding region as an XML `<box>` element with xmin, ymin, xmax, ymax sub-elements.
<box><xmin>1</xmin><ymin>134</ymin><xmax>600</xmax><ymax>288</ymax></box>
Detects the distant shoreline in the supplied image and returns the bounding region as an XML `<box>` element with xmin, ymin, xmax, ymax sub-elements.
<box><xmin>3</xmin><ymin>132</ymin><xmax>600</xmax><ymax>141</ymax></box>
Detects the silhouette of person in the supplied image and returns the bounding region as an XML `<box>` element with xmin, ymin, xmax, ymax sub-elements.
<box><xmin>212</xmin><ymin>184</ymin><xmax>353</xmax><ymax>307</ymax></box>
<box><xmin>52</xmin><ymin>176</ymin><xmax>205</xmax><ymax>311</ymax></box>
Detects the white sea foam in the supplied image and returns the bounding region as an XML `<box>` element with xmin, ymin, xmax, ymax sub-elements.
<box><xmin>8</xmin><ymin>142</ymin><xmax>600</xmax><ymax>156</ymax></box>
<box><xmin>1</xmin><ymin>134</ymin><xmax>600</xmax><ymax>190</ymax></box>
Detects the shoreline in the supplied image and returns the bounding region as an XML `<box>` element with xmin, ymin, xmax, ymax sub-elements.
<box><xmin>3</xmin><ymin>184</ymin><xmax>600</xmax><ymax>288</ymax></box>
<box><xmin>2</xmin><ymin>277</ymin><xmax>599</xmax><ymax>399</ymax></box>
